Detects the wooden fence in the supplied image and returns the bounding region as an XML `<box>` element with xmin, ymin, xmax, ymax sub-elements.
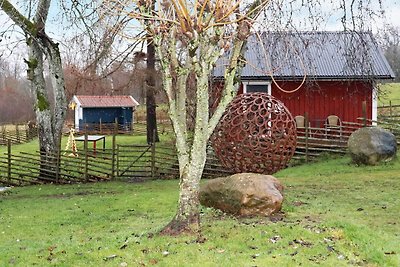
<box><xmin>115</xmin><ymin>142</ymin><xmax>234</xmax><ymax>180</ymax></box>
<box><xmin>378</xmin><ymin>101</ymin><xmax>400</xmax><ymax>119</ymax></box>
<box><xmin>0</xmin><ymin>139</ymin><xmax>114</xmax><ymax>186</ymax></box>
<box><xmin>2</xmin><ymin>111</ymin><xmax>400</xmax><ymax>187</ymax></box>
<box><xmin>73</xmin><ymin>122</ymin><xmax>174</xmax><ymax>137</ymax></box>
<box><xmin>292</xmin><ymin>101</ymin><xmax>400</xmax><ymax>161</ymax></box>
<box><xmin>0</xmin><ymin>124</ymin><xmax>38</xmax><ymax>145</ymax></box>
<box><xmin>0</xmin><ymin>135</ymin><xmax>233</xmax><ymax>187</ymax></box>
<box><xmin>294</xmin><ymin>114</ymin><xmax>400</xmax><ymax>162</ymax></box>
<box><xmin>294</xmin><ymin>121</ymin><xmax>357</xmax><ymax>161</ymax></box>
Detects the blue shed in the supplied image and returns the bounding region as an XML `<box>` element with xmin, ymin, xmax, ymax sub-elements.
<box><xmin>70</xmin><ymin>95</ymin><xmax>139</xmax><ymax>132</ymax></box>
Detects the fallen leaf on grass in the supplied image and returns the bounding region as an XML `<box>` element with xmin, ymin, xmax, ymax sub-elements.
<box><xmin>290</xmin><ymin>251</ymin><xmax>298</xmax><ymax>257</ymax></box>
<box><xmin>384</xmin><ymin>251</ymin><xmax>396</xmax><ymax>255</ymax></box>
<box><xmin>337</xmin><ymin>254</ymin><xmax>345</xmax><ymax>260</ymax></box>
<box><xmin>9</xmin><ymin>257</ymin><xmax>16</xmax><ymax>265</ymax></box>
<box><xmin>103</xmin><ymin>254</ymin><xmax>118</xmax><ymax>261</ymax></box>
<box><xmin>162</xmin><ymin>251</ymin><xmax>169</xmax><ymax>256</ymax></box>
<box><xmin>293</xmin><ymin>201</ymin><xmax>306</xmax><ymax>206</ymax></box>
<box><xmin>269</xmin><ymin>235</ymin><xmax>281</xmax><ymax>243</ymax></box>
<box><xmin>196</xmin><ymin>236</ymin><xmax>207</xmax><ymax>243</ymax></box>
<box><xmin>290</xmin><ymin>239</ymin><xmax>313</xmax><ymax>247</ymax></box>
<box><xmin>47</xmin><ymin>245</ymin><xmax>57</xmax><ymax>251</ymax></box>
<box><xmin>251</xmin><ymin>253</ymin><xmax>260</xmax><ymax>258</ymax></box>
<box><xmin>149</xmin><ymin>258</ymin><xmax>158</xmax><ymax>265</ymax></box>
<box><xmin>327</xmin><ymin>245</ymin><xmax>335</xmax><ymax>252</ymax></box>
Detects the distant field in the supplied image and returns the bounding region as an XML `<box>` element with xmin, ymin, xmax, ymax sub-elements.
<box><xmin>0</xmin><ymin>124</ymin><xmax>27</xmax><ymax>131</ymax></box>
<box><xmin>379</xmin><ymin>83</ymin><xmax>400</xmax><ymax>106</ymax></box>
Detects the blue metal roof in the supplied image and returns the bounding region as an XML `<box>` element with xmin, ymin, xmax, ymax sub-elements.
<box><xmin>213</xmin><ymin>31</ymin><xmax>395</xmax><ymax>80</ymax></box>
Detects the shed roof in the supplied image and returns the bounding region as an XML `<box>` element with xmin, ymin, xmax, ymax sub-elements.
<box><xmin>72</xmin><ymin>95</ymin><xmax>139</xmax><ymax>108</ymax></box>
<box><xmin>213</xmin><ymin>31</ymin><xmax>395</xmax><ymax>80</ymax></box>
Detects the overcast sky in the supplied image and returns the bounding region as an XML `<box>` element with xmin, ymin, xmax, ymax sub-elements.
<box><xmin>384</xmin><ymin>0</ymin><xmax>400</xmax><ymax>27</ymax></box>
<box><xmin>1</xmin><ymin>0</ymin><xmax>399</xmax><ymax>65</ymax></box>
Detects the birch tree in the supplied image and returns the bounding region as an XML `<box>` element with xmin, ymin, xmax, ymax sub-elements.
<box><xmin>0</xmin><ymin>0</ymin><xmax>66</xmax><ymax>169</ymax></box>
<box><xmin>102</xmin><ymin>0</ymin><xmax>271</xmax><ymax>235</ymax></box>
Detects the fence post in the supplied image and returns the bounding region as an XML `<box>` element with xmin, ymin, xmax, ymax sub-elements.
<box><xmin>116</xmin><ymin>144</ymin><xmax>120</xmax><ymax>177</ymax></box>
<box><xmin>389</xmin><ymin>100</ymin><xmax>392</xmax><ymax>117</ymax></box>
<box><xmin>151</xmin><ymin>130</ymin><xmax>156</xmax><ymax>179</ymax></box>
<box><xmin>362</xmin><ymin>101</ymin><xmax>367</xmax><ymax>127</ymax></box>
<box><xmin>304</xmin><ymin>112</ymin><xmax>309</xmax><ymax>163</ymax></box>
<box><xmin>99</xmin><ymin>118</ymin><xmax>103</xmax><ymax>134</ymax></box>
<box><xmin>55</xmin><ymin>145</ymin><xmax>60</xmax><ymax>184</ymax></box>
<box><xmin>84</xmin><ymin>126</ymin><xmax>89</xmax><ymax>182</ymax></box>
<box><xmin>2</xmin><ymin>125</ymin><xmax>5</xmax><ymax>142</ymax></box>
<box><xmin>7</xmin><ymin>139</ymin><xmax>11</xmax><ymax>183</ymax></box>
<box><xmin>25</xmin><ymin>124</ymin><xmax>29</xmax><ymax>142</ymax></box>
<box><xmin>55</xmin><ymin>133</ymin><xmax>62</xmax><ymax>184</ymax></box>
<box><xmin>15</xmin><ymin>124</ymin><xmax>20</xmax><ymax>143</ymax></box>
<box><xmin>111</xmin><ymin>130</ymin><xmax>116</xmax><ymax>180</ymax></box>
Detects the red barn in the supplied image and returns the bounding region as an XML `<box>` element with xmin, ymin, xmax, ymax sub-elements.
<box><xmin>213</xmin><ymin>32</ymin><xmax>395</xmax><ymax>130</ymax></box>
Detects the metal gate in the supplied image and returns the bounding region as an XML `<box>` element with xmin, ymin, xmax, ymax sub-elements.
<box><xmin>116</xmin><ymin>144</ymin><xmax>155</xmax><ymax>179</ymax></box>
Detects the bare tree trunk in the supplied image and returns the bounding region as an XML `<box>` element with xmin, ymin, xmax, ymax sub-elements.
<box><xmin>160</xmin><ymin>168</ymin><xmax>202</xmax><ymax>235</ymax></box>
<box><xmin>1</xmin><ymin>0</ymin><xmax>67</xmax><ymax>179</ymax></box>
<box><xmin>27</xmin><ymin>39</ymin><xmax>56</xmax><ymax>178</ymax></box>
<box><xmin>27</xmin><ymin>36</ymin><xmax>66</xmax><ymax>178</ymax></box>
<box><xmin>146</xmin><ymin>38</ymin><xmax>159</xmax><ymax>143</ymax></box>
<box><xmin>158</xmin><ymin>34</ymin><xmax>213</xmax><ymax>234</ymax></box>
<box><xmin>45</xmin><ymin>36</ymin><xmax>67</xmax><ymax>150</ymax></box>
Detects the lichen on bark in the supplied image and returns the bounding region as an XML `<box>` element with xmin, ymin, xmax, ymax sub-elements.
<box><xmin>36</xmin><ymin>91</ymin><xmax>50</xmax><ymax>111</ymax></box>
<box><xmin>1</xmin><ymin>0</ymin><xmax>67</xmax><ymax>180</ymax></box>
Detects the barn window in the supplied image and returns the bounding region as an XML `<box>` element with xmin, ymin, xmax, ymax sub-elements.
<box><xmin>243</xmin><ymin>81</ymin><xmax>271</xmax><ymax>94</ymax></box>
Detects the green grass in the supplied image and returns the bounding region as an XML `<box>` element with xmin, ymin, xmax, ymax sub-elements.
<box><xmin>379</xmin><ymin>82</ymin><xmax>400</xmax><ymax>105</ymax></box>
<box><xmin>1</xmin><ymin>155</ymin><xmax>399</xmax><ymax>266</ymax></box>
<box><xmin>0</xmin><ymin>134</ymin><xmax>173</xmax><ymax>155</ymax></box>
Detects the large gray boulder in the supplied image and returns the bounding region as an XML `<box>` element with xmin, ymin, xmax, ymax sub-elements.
<box><xmin>348</xmin><ymin>127</ymin><xmax>397</xmax><ymax>165</ymax></box>
<box><xmin>199</xmin><ymin>173</ymin><xmax>284</xmax><ymax>216</ymax></box>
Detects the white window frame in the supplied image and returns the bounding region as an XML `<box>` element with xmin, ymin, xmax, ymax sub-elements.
<box><xmin>243</xmin><ymin>81</ymin><xmax>271</xmax><ymax>95</ymax></box>
<box><xmin>372</xmin><ymin>85</ymin><xmax>378</xmax><ymax>126</ymax></box>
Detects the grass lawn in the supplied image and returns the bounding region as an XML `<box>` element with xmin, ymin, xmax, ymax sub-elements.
<box><xmin>0</xmin><ymin>134</ymin><xmax>174</xmax><ymax>155</ymax></box>
<box><xmin>1</xmin><ymin>155</ymin><xmax>399</xmax><ymax>266</ymax></box>
<box><xmin>379</xmin><ymin>83</ymin><xmax>400</xmax><ymax>105</ymax></box>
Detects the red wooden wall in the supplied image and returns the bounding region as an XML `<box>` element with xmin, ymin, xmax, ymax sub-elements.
<box><xmin>212</xmin><ymin>80</ymin><xmax>373</xmax><ymax>125</ymax></box>
<box><xmin>271</xmin><ymin>80</ymin><xmax>372</xmax><ymax>125</ymax></box>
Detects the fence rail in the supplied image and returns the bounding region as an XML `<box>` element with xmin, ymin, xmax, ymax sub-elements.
<box><xmin>2</xmin><ymin>112</ymin><xmax>400</xmax><ymax>187</ymax></box>
<box><xmin>73</xmin><ymin>122</ymin><xmax>174</xmax><ymax>136</ymax></box>
<box><xmin>0</xmin><ymin>124</ymin><xmax>38</xmax><ymax>145</ymax></box>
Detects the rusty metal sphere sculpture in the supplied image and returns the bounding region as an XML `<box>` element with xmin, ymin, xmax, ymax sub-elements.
<box><xmin>211</xmin><ymin>93</ymin><xmax>297</xmax><ymax>174</ymax></box>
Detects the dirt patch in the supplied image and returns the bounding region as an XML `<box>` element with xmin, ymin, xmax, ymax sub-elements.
<box><xmin>127</xmin><ymin>177</ymin><xmax>147</xmax><ymax>183</ymax></box>
<box><xmin>46</xmin><ymin>190</ymin><xmax>119</xmax><ymax>199</ymax></box>
<box><xmin>46</xmin><ymin>191</ymin><xmax>96</xmax><ymax>199</ymax></box>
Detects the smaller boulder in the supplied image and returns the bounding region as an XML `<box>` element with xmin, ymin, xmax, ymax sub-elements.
<box><xmin>199</xmin><ymin>173</ymin><xmax>284</xmax><ymax>216</ymax></box>
<box><xmin>348</xmin><ymin>127</ymin><xmax>397</xmax><ymax>165</ymax></box>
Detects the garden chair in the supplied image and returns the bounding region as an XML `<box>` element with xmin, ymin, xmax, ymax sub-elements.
<box><xmin>294</xmin><ymin>115</ymin><xmax>305</xmax><ymax>128</ymax></box>
<box><xmin>294</xmin><ymin>115</ymin><xmax>310</xmax><ymax>136</ymax></box>
<box><xmin>325</xmin><ymin>115</ymin><xmax>342</xmax><ymax>139</ymax></box>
